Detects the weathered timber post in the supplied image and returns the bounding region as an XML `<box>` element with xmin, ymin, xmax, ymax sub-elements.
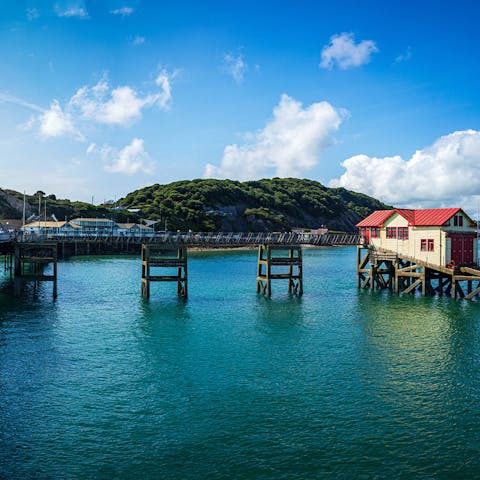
<box><xmin>141</xmin><ymin>244</ymin><xmax>188</xmax><ymax>299</ymax></box>
<box><xmin>13</xmin><ymin>242</ymin><xmax>58</xmax><ymax>297</ymax></box>
<box><xmin>257</xmin><ymin>244</ymin><xmax>303</xmax><ymax>296</ymax></box>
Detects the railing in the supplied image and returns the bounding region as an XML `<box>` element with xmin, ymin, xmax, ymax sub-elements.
<box><xmin>15</xmin><ymin>231</ymin><xmax>362</xmax><ymax>246</ymax></box>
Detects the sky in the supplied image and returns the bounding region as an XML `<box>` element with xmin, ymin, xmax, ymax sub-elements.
<box><xmin>1</xmin><ymin>0</ymin><xmax>480</xmax><ymax>210</ymax></box>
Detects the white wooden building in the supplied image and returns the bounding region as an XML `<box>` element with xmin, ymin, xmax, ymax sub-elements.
<box><xmin>357</xmin><ymin>208</ymin><xmax>478</xmax><ymax>267</ymax></box>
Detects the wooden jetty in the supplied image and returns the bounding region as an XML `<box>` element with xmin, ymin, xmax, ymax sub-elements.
<box><xmin>357</xmin><ymin>245</ymin><xmax>480</xmax><ymax>300</ymax></box>
<box><xmin>257</xmin><ymin>244</ymin><xmax>303</xmax><ymax>296</ymax></box>
<box><xmin>141</xmin><ymin>244</ymin><xmax>188</xmax><ymax>298</ymax></box>
<box><xmin>13</xmin><ymin>242</ymin><xmax>58</xmax><ymax>297</ymax></box>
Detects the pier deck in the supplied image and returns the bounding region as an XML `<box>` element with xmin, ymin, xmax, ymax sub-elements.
<box><xmin>358</xmin><ymin>245</ymin><xmax>480</xmax><ymax>300</ymax></box>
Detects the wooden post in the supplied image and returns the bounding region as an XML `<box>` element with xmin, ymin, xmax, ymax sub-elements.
<box><xmin>13</xmin><ymin>242</ymin><xmax>58</xmax><ymax>297</ymax></box>
<box><xmin>257</xmin><ymin>244</ymin><xmax>302</xmax><ymax>296</ymax></box>
<box><xmin>141</xmin><ymin>244</ymin><xmax>188</xmax><ymax>299</ymax></box>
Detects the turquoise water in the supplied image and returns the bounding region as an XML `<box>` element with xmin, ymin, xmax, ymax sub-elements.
<box><xmin>1</xmin><ymin>247</ymin><xmax>480</xmax><ymax>479</ymax></box>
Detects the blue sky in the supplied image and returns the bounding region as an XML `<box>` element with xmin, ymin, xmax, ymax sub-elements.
<box><xmin>1</xmin><ymin>0</ymin><xmax>480</xmax><ymax>208</ymax></box>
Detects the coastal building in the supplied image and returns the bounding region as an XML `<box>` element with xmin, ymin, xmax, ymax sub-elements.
<box><xmin>117</xmin><ymin>223</ymin><xmax>155</xmax><ymax>237</ymax></box>
<box><xmin>22</xmin><ymin>221</ymin><xmax>68</xmax><ymax>235</ymax></box>
<box><xmin>357</xmin><ymin>208</ymin><xmax>478</xmax><ymax>267</ymax></box>
<box><xmin>21</xmin><ymin>218</ymin><xmax>155</xmax><ymax>237</ymax></box>
<box><xmin>69</xmin><ymin>218</ymin><xmax>118</xmax><ymax>234</ymax></box>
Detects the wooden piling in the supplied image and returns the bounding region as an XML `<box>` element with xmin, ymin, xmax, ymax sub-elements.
<box><xmin>357</xmin><ymin>245</ymin><xmax>480</xmax><ymax>301</ymax></box>
<box><xmin>141</xmin><ymin>244</ymin><xmax>188</xmax><ymax>299</ymax></box>
<box><xmin>13</xmin><ymin>242</ymin><xmax>58</xmax><ymax>297</ymax></box>
<box><xmin>257</xmin><ymin>244</ymin><xmax>303</xmax><ymax>296</ymax></box>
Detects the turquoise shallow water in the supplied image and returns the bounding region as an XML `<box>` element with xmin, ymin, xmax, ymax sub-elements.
<box><xmin>1</xmin><ymin>246</ymin><xmax>480</xmax><ymax>479</ymax></box>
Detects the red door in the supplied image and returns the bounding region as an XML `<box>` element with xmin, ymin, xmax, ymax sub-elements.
<box><xmin>450</xmin><ymin>234</ymin><xmax>475</xmax><ymax>264</ymax></box>
<box><xmin>363</xmin><ymin>228</ymin><xmax>371</xmax><ymax>244</ymax></box>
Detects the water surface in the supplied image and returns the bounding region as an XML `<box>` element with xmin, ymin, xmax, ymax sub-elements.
<box><xmin>1</xmin><ymin>247</ymin><xmax>480</xmax><ymax>479</ymax></box>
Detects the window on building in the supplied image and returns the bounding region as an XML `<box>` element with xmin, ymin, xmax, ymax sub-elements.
<box><xmin>454</xmin><ymin>215</ymin><xmax>463</xmax><ymax>227</ymax></box>
<box><xmin>420</xmin><ymin>239</ymin><xmax>434</xmax><ymax>252</ymax></box>
<box><xmin>398</xmin><ymin>227</ymin><xmax>409</xmax><ymax>240</ymax></box>
<box><xmin>371</xmin><ymin>227</ymin><xmax>380</xmax><ymax>238</ymax></box>
<box><xmin>386</xmin><ymin>227</ymin><xmax>396</xmax><ymax>239</ymax></box>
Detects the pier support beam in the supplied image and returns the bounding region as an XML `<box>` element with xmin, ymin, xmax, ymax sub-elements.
<box><xmin>358</xmin><ymin>246</ymin><xmax>480</xmax><ymax>301</ymax></box>
<box><xmin>13</xmin><ymin>242</ymin><xmax>58</xmax><ymax>297</ymax></box>
<box><xmin>257</xmin><ymin>244</ymin><xmax>303</xmax><ymax>296</ymax></box>
<box><xmin>141</xmin><ymin>244</ymin><xmax>188</xmax><ymax>299</ymax></box>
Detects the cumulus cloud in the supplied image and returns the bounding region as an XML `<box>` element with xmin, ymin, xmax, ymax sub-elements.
<box><xmin>204</xmin><ymin>94</ymin><xmax>345</xmax><ymax>180</ymax></box>
<box><xmin>110</xmin><ymin>6</ymin><xmax>134</xmax><ymax>17</ymax></box>
<box><xmin>38</xmin><ymin>100</ymin><xmax>82</xmax><ymax>139</ymax></box>
<box><xmin>329</xmin><ymin>130</ymin><xmax>480</xmax><ymax>206</ymax></box>
<box><xmin>6</xmin><ymin>95</ymin><xmax>82</xmax><ymax>140</ymax></box>
<box><xmin>223</xmin><ymin>52</ymin><xmax>247</xmax><ymax>84</ymax></box>
<box><xmin>320</xmin><ymin>32</ymin><xmax>378</xmax><ymax>70</ymax></box>
<box><xmin>69</xmin><ymin>72</ymin><xmax>173</xmax><ymax>125</ymax></box>
<box><xmin>4</xmin><ymin>69</ymin><xmax>175</xmax><ymax>140</ymax></box>
<box><xmin>88</xmin><ymin>138</ymin><xmax>155</xmax><ymax>175</ymax></box>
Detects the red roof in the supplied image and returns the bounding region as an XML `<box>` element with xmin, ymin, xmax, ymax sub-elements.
<box><xmin>356</xmin><ymin>210</ymin><xmax>395</xmax><ymax>227</ymax></box>
<box><xmin>412</xmin><ymin>208</ymin><xmax>461</xmax><ymax>226</ymax></box>
<box><xmin>394</xmin><ymin>209</ymin><xmax>416</xmax><ymax>224</ymax></box>
<box><xmin>357</xmin><ymin>208</ymin><xmax>473</xmax><ymax>228</ymax></box>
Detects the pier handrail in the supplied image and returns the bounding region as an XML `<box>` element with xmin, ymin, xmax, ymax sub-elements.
<box><xmin>11</xmin><ymin>231</ymin><xmax>362</xmax><ymax>247</ymax></box>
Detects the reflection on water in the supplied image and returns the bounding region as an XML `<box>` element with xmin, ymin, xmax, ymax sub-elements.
<box><xmin>1</xmin><ymin>249</ymin><xmax>480</xmax><ymax>479</ymax></box>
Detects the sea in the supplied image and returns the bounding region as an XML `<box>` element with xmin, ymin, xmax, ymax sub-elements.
<box><xmin>1</xmin><ymin>246</ymin><xmax>480</xmax><ymax>479</ymax></box>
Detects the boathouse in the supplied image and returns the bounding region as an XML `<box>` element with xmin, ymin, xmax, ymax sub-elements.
<box><xmin>357</xmin><ymin>208</ymin><xmax>478</xmax><ymax>267</ymax></box>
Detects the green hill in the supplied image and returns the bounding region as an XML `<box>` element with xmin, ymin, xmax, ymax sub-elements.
<box><xmin>118</xmin><ymin>178</ymin><xmax>390</xmax><ymax>232</ymax></box>
<box><xmin>0</xmin><ymin>189</ymin><xmax>138</xmax><ymax>223</ymax></box>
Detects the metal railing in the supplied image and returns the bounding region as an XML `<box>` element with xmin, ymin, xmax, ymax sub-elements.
<box><xmin>13</xmin><ymin>231</ymin><xmax>362</xmax><ymax>247</ymax></box>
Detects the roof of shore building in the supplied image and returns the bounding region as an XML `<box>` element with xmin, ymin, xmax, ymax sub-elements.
<box><xmin>356</xmin><ymin>208</ymin><xmax>475</xmax><ymax>228</ymax></box>
<box><xmin>24</xmin><ymin>221</ymin><xmax>67</xmax><ymax>228</ymax></box>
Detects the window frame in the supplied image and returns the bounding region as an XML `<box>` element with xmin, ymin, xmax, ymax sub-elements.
<box><xmin>386</xmin><ymin>227</ymin><xmax>397</xmax><ymax>239</ymax></box>
<box><xmin>420</xmin><ymin>239</ymin><xmax>434</xmax><ymax>252</ymax></box>
<box><xmin>397</xmin><ymin>227</ymin><xmax>409</xmax><ymax>240</ymax></box>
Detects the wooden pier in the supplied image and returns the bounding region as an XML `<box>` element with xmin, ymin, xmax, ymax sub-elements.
<box><xmin>357</xmin><ymin>245</ymin><xmax>480</xmax><ymax>300</ymax></box>
<box><xmin>141</xmin><ymin>244</ymin><xmax>188</xmax><ymax>298</ymax></box>
<box><xmin>13</xmin><ymin>242</ymin><xmax>58</xmax><ymax>297</ymax></box>
<box><xmin>256</xmin><ymin>244</ymin><xmax>303</xmax><ymax>296</ymax></box>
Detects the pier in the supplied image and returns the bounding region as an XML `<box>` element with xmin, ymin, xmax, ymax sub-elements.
<box><xmin>357</xmin><ymin>245</ymin><xmax>480</xmax><ymax>300</ymax></box>
<box><xmin>2</xmin><ymin>230</ymin><xmax>479</xmax><ymax>301</ymax></box>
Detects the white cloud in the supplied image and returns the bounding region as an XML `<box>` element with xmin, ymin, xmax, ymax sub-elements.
<box><xmin>0</xmin><ymin>92</ymin><xmax>43</xmax><ymax>112</ymax></box>
<box><xmin>69</xmin><ymin>72</ymin><xmax>173</xmax><ymax>125</ymax></box>
<box><xmin>26</xmin><ymin>8</ymin><xmax>40</xmax><ymax>21</ymax></box>
<box><xmin>88</xmin><ymin>138</ymin><xmax>155</xmax><ymax>175</ymax></box>
<box><xmin>320</xmin><ymin>32</ymin><xmax>378</xmax><ymax>70</ymax></box>
<box><xmin>5</xmin><ymin>69</ymin><xmax>174</xmax><ymax>140</ymax></box>
<box><xmin>38</xmin><ymin>100</ymin><xmax>82</xmax><ymax>139</ymax></box>
<box><xmin>329</xmin><ymin>130</ymin><xmax>480</xmax><ymax>207</ymax></box>
<box><xmin>110</xmin><ymin>6</ymin><xmax>134</xmax><ymax>17</ymax></box>
<box><xmin>132</xmin><ymin>35</ymin><xmax>145</xmax><ymax>45</ymax></box>
<box><xmin>55</xmin><ymin>3</ymin><xmax>88</xmax><ymax>18</ymax></box>
<box><xmin>223</xmin><ymin>52</ymin><xmax>247</xmax><ymax>84</ymax></box>
<box><xmin>7</xmin><ymin>96</ymin><xmax>82</xmax><ymax>140</ymax></box>
<box><xmin>154</xmin><ymin>70</ymin><xmax>173</xmax><ymax>110</ymax></box>
<box><xmin>204</xmin><ymin>94</ymin><xmax>345</xmax><ymax>180</ymax></box>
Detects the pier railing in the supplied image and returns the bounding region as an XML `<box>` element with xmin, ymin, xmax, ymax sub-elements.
<box><xmin>11</xmin><ymin>231</ymin><xmax>361</xmax><ymax>247</ymax></box>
